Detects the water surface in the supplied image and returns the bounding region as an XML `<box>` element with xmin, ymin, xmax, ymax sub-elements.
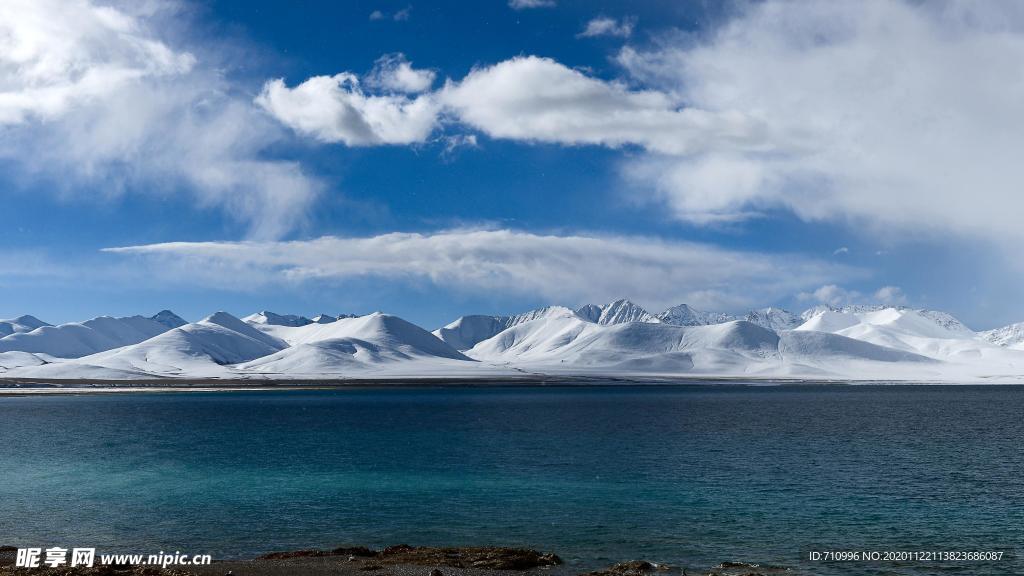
<box><xmin>1</xmin><ymin>384</ymin><xmax>1021</xmax><ymax>574</ymax></box>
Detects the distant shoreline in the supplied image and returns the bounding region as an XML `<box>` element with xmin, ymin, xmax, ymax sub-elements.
<box><xmin>0</xmin><ymin>375</ymin><xmax>1017</xmax><ymax>395</ymax></box>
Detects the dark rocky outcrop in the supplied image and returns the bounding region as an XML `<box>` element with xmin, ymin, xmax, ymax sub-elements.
<box><xmin>579</xmin><ymin>560</ymin><xmax>675</xmax><ymax>576</ymax></box>
<box><xmin>376</xmin><ymin>545</ymin><xmax>561</xmax><ymax>570</ymax></box>
<box><xmin>705</xmin><ymin>561</ymin><xmax>791</xmax><ymax>576</ymax></box>
<box><xmin>256</xmin><ymin>545</ymin><xmax>561</xmax><ymax>571</ymax></box>
<box><xmin>256</xmin><ymin>548</ymin><xmax>332</xmax><ymax>560</ymax></box>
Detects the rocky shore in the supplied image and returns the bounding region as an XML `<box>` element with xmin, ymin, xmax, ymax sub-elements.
<box><xmin>1</xmin><ymin>545</ymin><xmax>793</xmax><ymax>576</ymax></box>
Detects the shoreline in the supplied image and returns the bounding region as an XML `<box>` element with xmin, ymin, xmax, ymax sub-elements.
<box><xmin>0</xmin><ymin>374</ymin><xmax>1013</xmax><ymax>395</ymax></box>
<box><xmin>0</xmin><ymin>544</ymin><xmax>791</xmax><ymax>576</ymax></box>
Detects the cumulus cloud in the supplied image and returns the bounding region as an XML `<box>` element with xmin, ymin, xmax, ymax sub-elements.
<box><xmin>509</xmin><ymin>0</ymin><xmax>555</xmax><ymax>9</ymax></box>
<box><xmin>0</xmin><ymin>0</ymin><xmax>195</xmax><ymax>125</ymax></box>
<box><xmin>0</xmin><ymin>0</ymin><xmax>320</xmax><ymax>238</ymax></box>
<box><xmin>366</xmin><ymin>53</ymin><xmax>436</xmax><ymax>93</ymax></box>
<box><xmin>255</xmin><ymin>73</ymin><xmax>439</xmax><ymax>146</ymax></box>
<box><xmin>617</xmin><ymin>0</ymin><xmax>1024</xmax><ymax>241</ymax></box>
<box><xmin>260</xmin><ymin>55</ymin><xmax>769</xmax><ymax>156</ymax></box>
<box><xmin>799</xmin><ymin>284</ymin><xmax>860</xmax><ymax>307</ymax></box>
<box><xmin>874</xmin><ymin>285</ymin><xmax>907</xmax><ymax>306</ymax></box>
<box><xmin>104</xmin><ymin>229</ymin><xmax>855</xmax><ymax>312</ymax></box>
<box><xmin>258</xmin><ymin>1</ymin><xmax>1024</xmax><ymax>249</ymax></box>
<box><xmin>578</xmin><ymin>16</ymin><xmax>636</xmax><ymax>39</ymax></box>
<box><xmin>800</xmin><ymin>284</ymin><xmax>908</xmax><ymax>308</ymax></box>
<box><xmin>441</xmin><ymin>56</ymin><xmax>767</xmax><ymax>155</ymax></box>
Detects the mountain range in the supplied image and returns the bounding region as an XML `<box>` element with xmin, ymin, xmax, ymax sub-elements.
<box><xmin>2</xmin><ymin>300</ymin><xmax>1024</xmax><ymax>383</ymax></box>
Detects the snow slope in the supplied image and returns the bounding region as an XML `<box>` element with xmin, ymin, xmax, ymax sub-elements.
<box><xmin>0</xmin><ymin>351</ymin><xmax>49</xmax><ymax>373</ymax></box>
<box><xmin>238</xmin><ymin>313</ymin><xmax>476</xmax><ymax>377</ymax></box>
<box><xmin>0</xmin><ymin>315</ymin><xmax>50</xmax><ymax>337</ymax></box>
<box><xmin>791</xmin><ymin>306</ymin><xmax>1024</xmax><ymax>378</ymax></box>
<box><xmin>797</xmin><ymin>307</ymin><xmax>976</xmax><ymax>352</ymax></box>
<box><xmin>433</xmin><ymin>306</ymin><xmax>578</xmax><ymax>351</ymax></box>
<box><xmin>4</xmin><ymin>303</ymin><xmax>1024</xmax><ymax>383</ymax></box>
<box><xmin>11</xmin><ymin>312</ymin><xmax>480</xmax><ymax>380</ymax></box>
<box><xmin>150</xmin><ymin>310</ymin><xmax>188</xmax><ymax>329</ymax></box>
<box><xmin>744</xmin><ymin>307</ymin><xmax>802</xmax><ymax>331</ymax></box>
<box><xmin>981</xmin><ymin>322</ymin><xmax>1024</xmax><ymax>349</ymax></box>
<box><xmin>436</xmin><ymin>300</ymin><xmax>660</xmax><ymax>351</ymax></box>
<box><xmin>591</xmin><ymin>299</ymin><xmax>659</xmax><ymax>325</ymax></box>
<box><xmin>0</xmin><ymin>313</ymin><xmax>183</xmax><ymax>358</ymax></box>
<box><xmin>13</xmin><ymin>312</ymin><xmax>288</xmax><ymax>379</ymax></box>
<box><xmin>466</xmin><ymin>312</ymin><xmax>931</xmax><ymax>377</ymax></box>
<box><xmin>243</xmin><ymin>311</ymin><xmax>314</xmax><ymax>327</ymax></box>
<box><xmin>657</xmin><ymin>304</ymin><xmax>734</xmax><ymax>326</ymax></box>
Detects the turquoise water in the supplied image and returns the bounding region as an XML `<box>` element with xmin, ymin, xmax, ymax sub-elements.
<box><xmin>1</xmin><ymin>385</ymin><xmax>1022</xmax><ymax>575</ymax></box>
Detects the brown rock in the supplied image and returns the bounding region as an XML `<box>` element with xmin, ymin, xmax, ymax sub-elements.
<box><xmin>377</xmin><ymin>546</ymin><xmax>562</xmax><ymax>570</ymax></box>
<box><xmin>579</xmin><ymin>560</ymin><xmax>676</xmax><ymax>576</ymax></box>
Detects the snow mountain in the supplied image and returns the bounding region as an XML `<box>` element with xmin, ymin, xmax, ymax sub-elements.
<box><xmin>466</xmin><ymin>312</ymin><xmax>932</xmax><ymax>376</ymax></box>
<box><xmin>657</xmin><ymin>304</ymin><xmax>735</xmax><ymax>326</ymax></box>
<box><xmin>13</xmin><ymin>312</ymin><xmax>289</xmax><ymax>379</ymax></box>
<box><xmin>0</xmin><ymin>312</ymin><xmax>185</xmax><ymax>358</ymax></box>
<box><xmin>243</xmin><ymin>311</ymin><xmax>314</xmax><ymax>327</ymax></box>
<box><xmin>3</xmin><ymin>302</ymin><xmax>1024</xmax><ymax>383</ymax></box>
<box><xmin>239</xmin><ymin>313</ymin><xmax>473</xmax><ymax>376</ymax></box>
<box><xmin>981</xmin><ymin>322</ymin><xmax>1024</xmax><ymax>349</ymax></box>
<box><xmin>150</xmin><ymin>310</ymin><xmax>188</xmax><ymax>329</ymax></box>
<box><xmin>743</xmin><ymin>308</ymin><xmax>803</xmax><ymax>331</ymax></box>
<box><xmin>580</xmin><ymin>298</ymin><xmax>658</xmax><ymax>325</ymax></box>
<box><xmin>0</xmin><ymin>315</ymin><xmax>50</xmax><ymax>337</ymax></box>
<box><xmin>433</xmin><ymin>306</ymin><xmax>577</xmax><ymax>351</ymax></box>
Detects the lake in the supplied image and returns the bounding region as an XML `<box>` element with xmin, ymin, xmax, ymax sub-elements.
<box><xmin>1</xmin><ymin>384</ymin><xmax>1021</xmax><ymax>575</ymax></box>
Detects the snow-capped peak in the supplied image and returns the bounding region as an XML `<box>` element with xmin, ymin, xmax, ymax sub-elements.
<box><xmin>980</xmin><ymin>321</ymin><xmax>1024</xmax><ymax>348</ymax></box>
<box><xmin>11</xmin><ymin>314</ymin><xmax>49</xmax><ymax>328</ymax></box>
<box><xmin>657</xmin><ymin>304</ymin><xmax>734</xmax><ymax>326</ymax></box>
<box><xmin>574</xmin><ymin>304</ymin><xmax>602</xmax><ymax>323</ymax></box>
<box><xmin>799</xmin><ymin>305</ymin><xmax>973</xmax><ymax>335</ymax></box>
<box><xmin>743</xmin><ymin>307</ymin><xmax>801</xmax><ymax>331</ymax></box>
<box><xmin>150</xmin><ymin>310</ymin><xmax>187</xmax><ymax>329</ymax></box>
<box><xmin>433</xmin><ymin>306</ymin><xmax>577</xmax><ymax>351</ymax></box>
<box><xmin>590</xmin><ymin>299</ymin><xmax>658</xmax><ymax>325</ymax></box>
<box><xmin>243</xmin><ymin>311</ymin><xmax>313</xmax><ymax>327</ymax></box>
<box><xmin>0</xmin><ymin>314</ymin><xmax>51</xmax><ymax>337</ymax></box>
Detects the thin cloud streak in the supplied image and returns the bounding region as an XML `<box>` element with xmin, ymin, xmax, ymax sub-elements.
<box><xmin>104</xmin><ymin>229</ymin><xmax>859</xmax><ymax>312</ymax></box>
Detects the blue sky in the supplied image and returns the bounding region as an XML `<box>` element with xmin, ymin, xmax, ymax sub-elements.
<box><xmin>2</xmin><ymin>0</ymin><xmax>1023</xmax><ymax>330</ymax></box>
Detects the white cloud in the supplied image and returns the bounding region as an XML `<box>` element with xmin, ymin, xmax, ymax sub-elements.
<box><xmin>833</xmin><ymin>247</ymin><xmax>849</xmax><ymax>256</ymax></box>
<box><xmin>874</xmin><ymin>285</ymin><xmax>907</xmax><ymax>306</ymax></box>
<box><xmin>104</xmin><ymin>229</ymin><xmax>856</xmax><ymax>312</ymax></box>
<box><xmin>393</xmin><ymin>6</ymin><xmax>412</xmax><ymax>21</ymax></box>
<box><xmin>255</xmin><ymin>74</ymin><xmax>440</xmax><ymax>146</ymax></box>
<box><xmin>441</xmin><ymin>56</ymin><xmax>767</xmax><ymax>155</ymax></box>
<box><xmin>0</xmin><ymin>0</ymin><xmax>320</xmax><ymax>238</ymax></box>
<box><xmin>262</xmin><ymin>56</ymin><xmax>768</xmax><ymax>156</ymax></box>
<box><xmin>800</xmin><ymin>284</ymin><xmax>908</xmax><ymax>307</ymax></box>
<box><xmin>259</xmin><ymin>1</ymin><xmax>1024</xmax><ymax>248</ymax></box>
<box><xmin>578</xmin><ymin>16</ymin><xmax>635</xmax><ymax>39</ymax></box>
<box><xmin>0</xmin><ymin>0</ymin><xmax>195</xmax><ymax>125</ymax></box>
<box><xmin>366</xmin><ymin>53</ymin><xmax>436</xmax><ymax>93</ymax></box>
<box><xmin>799</xmin><ymin>284</ymin><xmax>861</xmax><ymax>307</ymax></box>
<box><xmin>369</xmin><ymin>10</ymin><xmax>385</xmax><ymax>20</ymax></box>
<box><xmin>509</xmin><ymin>0</ymin><xmax>555</xmax><ymax>10</ymax></box>
<box><xmin>616</xmin><ymin>0</ymin><xmax>1024</xmax><ymax>242</ymax></box>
